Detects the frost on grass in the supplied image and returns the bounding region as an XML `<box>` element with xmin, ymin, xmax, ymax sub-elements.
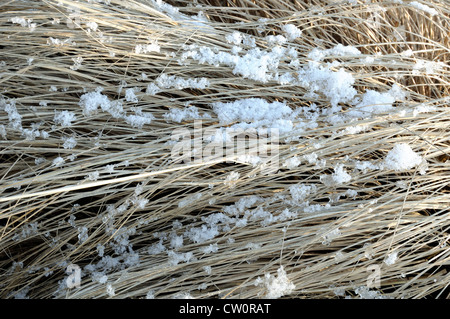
<box><xmin>259</xmin><ymin>266</ymin><xmax>295</xmax><ymax>299</ymax></box>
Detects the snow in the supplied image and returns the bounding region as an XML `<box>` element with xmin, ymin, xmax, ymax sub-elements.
<box><xmin>211</xmin><ymin>98</ymin><xmax>294</xmax><ymax>133</ymax></box>
<box><xmin>155</xmin><ymin>74</ymin><xmax>210</xmax><ymax>90</ymax></box>
<box><xmin>79</xmin><ymin>88</ymin><xmax>112</xmax><ymax>116</ymax></box>
<box><xmin>62</xmin><ymin>136</ymin><xmax>77</xmax><ymax>149</ymax></box>
<box><xmin>70</xmin><ymin>56</ymin><xmax>83</xmax><ymax>71</ymax></box>
<box><xmin>383</xmin><ymin>143</ymin><xmax>423</xmax><ymax>171</ymax></box>
<box><xmin>331</xmin><ymin>164</ymin><xmax>352</xmax><ymax>184</ymax></box>
<box><xmin>226</xmin><ymin>31</ymin><xmax>243</xmax><ymax>45</ymax></box>
<box><xmin>384</xmin><ymin>251</ymin><xmax>398</xmax><ymax>265</ymax></box>
<box><xmin>297</xmin><ymin>62</ymin><xmax>357</xmax><ymax>108</ymax></box>
<box><xmin>201</xmin><ymin>243</ymin><xmax>218</xmax><ymax>254</ymax></box>
<box><xmin>224</xmin><ymin>171</ymin><xmax>240</xmax><ymax>188</ymax></box>
<box><xmin>148</xmin><ymin>240</ymin><xmax>166</xmax><ymax>255</ymax></box>
<box><xmin>54</xmin><ymin>110</ymin><xmax>77</xmax><ymax>127</ymax></box>
<box><xmin>265</xmin><ymin>35</ymin><xmax>287</xmax><ymax>46</ymax></box>
<box><xmin>401</xmin><ymin>49</ymin><xmax>414</xmax><ymax>57</ymax></box>
<box><xmin>106</xmin><ymin>283</ymin><xmax>115</xmax><ymax>297</ymax></box>
<box><xmin>85</xmin><ymin>21</ymin><xmax>98</xmax><ymax>32</ymax></box>
<box><xmin>125</xmin><ymin>88</ymin><xmax>139</xmax><ymax>103</ymax></box>
<box><xmin>308</xmin><ymin>44</ymin><xmax>361</xmax><ymax>61</ymax></box>
<box><xmin>167</xmin><ymin>250</ymin><xmax>195</xmax><ymax>266</ymax></box>
<box><xmin>349</xmin><ymin>84</ymin><xmax>406</xmax><ymax>117</ymax></box>
<box><xmin>283</xmin><ymin>156</ymin><xmax>301</xmax><ymax>169</ymax></box>
<box><xmin>282</xmin><ymin>24</ymin><xmax>302</xmax><ymax>41</ymax></box>
<box><xmin>0</xmin><ymin>125</ymin><xmax>7</xmax><ymax>139</ymax></box>
<box><xmin>2</xmin><ymin>99</ymin><xmax>22</xmax><ymax>130</ymax></box>
<box><xmin>79</xmin><ymin>89</ymin><xmax>154</xmax><ymax>128</ymax></box>
<box><xmin>179</xmin><ymin>193</ymin><xmax>202</xmax><ymax>208</ymax></box>
<box><xmin>262</xmin><ymin>266</ymin><xmax>295</xmax><ymax>298</ymax></box>
<box><xmin>164</xmin><ymin>105</ymin><xmax>211</xmax><ymax>123</ymax></box>
<box><xmin>10</xmin><ymin>17</ymin><xmax>36</xmax><ymax>31</ymax></box>
<box><xmin>289</xmin><ymin>184</ymin><xmax>317</xmax><ymax>202</ymax></box>
<box><xmin>413</xmin><ymin>59</ymin><xmax>445</xmax><ymax>75</ymax></box>
<box><xmin>78</xmin><ymin>226</ymin><xmax>89</xmax><ymax>243</ymax></box>
<box><xmin>409</xmin><ymin>1</ymin><xmax>438</xmax><ymax>16</ymax></box>
<box><xmin>321</xmin><ymin>228</ymin><xmax>341</xmax><ymax>245</ymax></box>
<box><xmin>169</xmin><ymin>234</ymin><xmax>184</xmax><ymax>249</ymax></box>
<box><xmin>135</xmin><ymin>41</ymin><xmax>160</xmax><ymax>54</ymax></box>
<box><xmin>184</xmin><ymin>224</ymin><xmax>219</xmax><ymax>244</ymax></box>
<box><xmin>320</xmin><ymin>164</ymin><xmax>351</xmax><ymax>186</ymax></box>
<box><xmin>86</xmin><ymin>171</ymin><xmax>100</xmax><ymax>181</ymax></box>
<box><xmin>354</xmin><ymin>286</ymin><xmax>388</xmax><ymax>299</ymax></box>
<box><xmin>52</xmin><ymin>156</ymin><xmax>65</xmax><ymax>167</ymax></box>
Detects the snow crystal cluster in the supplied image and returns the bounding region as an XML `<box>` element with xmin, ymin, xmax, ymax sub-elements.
<box><xmin>254</xmin><ymin>266</ymin><xmax>295</xmax><ymax>298</ymax></box>
<box><xmin>9</xmin><ymin>16</ymin><xmax>36</xmax><ymax>31</ymax></box>
<box><xmin>353</xmin><ymin>143</ymin><xmax>426</xmax><ymax>174</ymax></box>
<box><xmin>211</xmin><ymin>98</ymin><xmax>296</xmax><ymax>134</ymax></box>
<box><xmin>383</xmin><ymin>143</ymin><xmax>424</xmax><ymax>172</ymax></box>
<box><xmin>146</xmin><ymin>73</ymin><xmax>210</xmax><ymax>96</ymax></box>
<box><xmin>163</xmin><ymin>105</ymin><xmax>211</xmax><ymax>123</ymax></box>
<box><xmin>78</xmin><ymin>87</ymin><xmax>154</xmax><ymax>129</ymax></box>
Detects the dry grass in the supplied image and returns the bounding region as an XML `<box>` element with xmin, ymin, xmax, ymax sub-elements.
<box><xmin>0</xmin><ymin>0</ymin><xmax>449</xmax><ymax>299</ymax></box>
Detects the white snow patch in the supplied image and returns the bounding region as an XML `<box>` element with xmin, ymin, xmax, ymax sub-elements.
<box><xmin>282</xmin><ymin>24</ymin><xmax>302</xmax><ymax>41</ymax></box>
<box><xmin>261</xmin><ymin>266</ymin><xmax>295</xmax><ymax>299</ymax></box>
<box><xmin>383</xmin><ymin>143</ymin><xmax>423</xmax><ymax>171</ymax></box>
<box><xmin>163</xmin><ymin>105</ymin><xmax>211</xmax><ymax>123</ymax></box>
<box><xmin>54</xmin><ymin>110</ymin><xmax>77</xmax><ymax>127</ymax></box>
<box><xmin>409</xmin><ymin>1</ymin><xmax>438</xmax><ymax>16</ymax></box>
<box><xmin>384</xmin><ymin>251</ymin><xmax>398</xmax><ymax>266</ymax></box>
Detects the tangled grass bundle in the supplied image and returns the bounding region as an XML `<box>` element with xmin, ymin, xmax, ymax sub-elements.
<box><xmin>0</xmin><ymin>0</ymin><xmax>449</xmax><ymax>299</ymax></box>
